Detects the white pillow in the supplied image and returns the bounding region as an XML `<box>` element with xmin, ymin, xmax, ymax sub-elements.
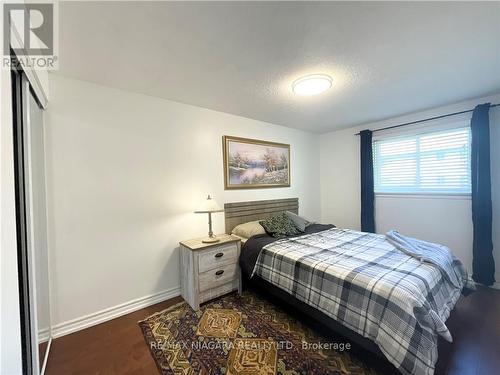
<box><xmin>231</xmin><ymin>220</ymin><xmax>266</xmax><ymax>239</ymax></box>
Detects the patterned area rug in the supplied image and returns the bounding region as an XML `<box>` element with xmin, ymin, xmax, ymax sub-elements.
<box><xmin>139</xmin><ymin>291</ymin><xmax>380</xmax><ymax>375</ymax></box>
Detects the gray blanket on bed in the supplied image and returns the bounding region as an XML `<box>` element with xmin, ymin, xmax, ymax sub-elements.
<box><xmin>385</xmin><ymin>230</ymin><xmax>468</xmax><ymax>289</ymax></box>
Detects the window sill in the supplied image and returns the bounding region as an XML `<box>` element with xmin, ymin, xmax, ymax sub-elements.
<box><xmin>375</xmin><ymin>193</ymin><xmax>471</xmax><ymax>200</ymax></box>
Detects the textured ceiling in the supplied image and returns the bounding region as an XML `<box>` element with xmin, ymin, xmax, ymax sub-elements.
<box><xmin>56</xmin><ymin>1</ymin><xmax>500</xmax><ymax>133</ymax></box>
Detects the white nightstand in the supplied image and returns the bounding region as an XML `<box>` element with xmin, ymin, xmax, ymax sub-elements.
<box><xmin>179</xmin><ymin>234</ymin><xmax>242</xmax><ymax>311</ymax></box>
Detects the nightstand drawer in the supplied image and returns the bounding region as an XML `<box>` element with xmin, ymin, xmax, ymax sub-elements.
<box><xmin>199</xmin><ymin>279</ymin><xmax>239</xmax><ymax>304</ymax></box>
<box><xmin>199</xmin><ymin>263</ymin><xmax>238</xmax><ymax>292</ymax></box>
<box><xmin>199</xmin><ymin>243</ymin><xmax>238</xmax><ymax>273</ymax></box>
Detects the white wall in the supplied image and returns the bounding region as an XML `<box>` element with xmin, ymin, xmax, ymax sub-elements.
<box><xmin>45</xmin><ymin>75</ymin><xmax>321</xmax><ymax>327</ymax></box>
<box><xmin>320</xmin><ymin>94</ymin><xmax>500</xmax><ymax>285</ymax></box>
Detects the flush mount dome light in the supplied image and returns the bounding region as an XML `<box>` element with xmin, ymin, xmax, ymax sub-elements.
<box><xmin>292</xmin><ymin>74</ymin><xmax>332</xmax><ymax>96</ymax></box>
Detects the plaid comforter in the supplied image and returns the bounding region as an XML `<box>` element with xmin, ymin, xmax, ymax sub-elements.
<box><xmin>251</xmin><ymin>228</ymin><xmax>469</xmax><ymax>375</ymax></box>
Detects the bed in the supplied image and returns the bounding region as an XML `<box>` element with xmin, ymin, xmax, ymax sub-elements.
<box><xmin>224</xmin><ymin>198</ymin><xmax>469</xmax><ymax>375</ymax></box>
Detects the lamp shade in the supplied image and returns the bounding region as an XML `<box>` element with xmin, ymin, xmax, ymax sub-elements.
<box><xmin>194</xmin><ymin>195</ymin><xmax>223</xmax><ymax>213</ymax></box>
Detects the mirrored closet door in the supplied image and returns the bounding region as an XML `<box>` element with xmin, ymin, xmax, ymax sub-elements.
<box><xmin>12</xmin><ymin>66</ymin><xmax>52</xmax><ymax>374</ymax></box>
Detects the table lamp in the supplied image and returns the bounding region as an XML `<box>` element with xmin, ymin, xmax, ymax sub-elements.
<box><xmin>194</xmin><ymin>195</ymin><xmax>224</xmax><ymax>243</ymax></box>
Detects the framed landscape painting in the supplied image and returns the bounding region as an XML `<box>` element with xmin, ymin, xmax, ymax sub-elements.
<box><xmin>223</xmin><ymin>136</ymin><xmax>290</xmax><ymax>189</ymax></box>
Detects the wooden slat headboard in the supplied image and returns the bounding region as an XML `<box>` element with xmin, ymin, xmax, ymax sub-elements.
<box><xmin>224</xmin><ymin>198</ymin><xmax>298</xmax><ymax>234</ymax></box>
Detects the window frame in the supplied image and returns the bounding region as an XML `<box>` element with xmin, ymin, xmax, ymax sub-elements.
<box><xmin>372</xmin><ymin>125</ymin><xmax>472</xmax><ymax>196</ymax></box>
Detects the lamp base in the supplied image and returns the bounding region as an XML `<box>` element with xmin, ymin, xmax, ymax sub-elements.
<box><xmin>202</xmin><ymin>237</ymin><xmax>220</xmax><ymax>243</ymax></box>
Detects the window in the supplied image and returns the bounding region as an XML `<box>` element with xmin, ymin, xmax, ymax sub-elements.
<box><xmin>373</xmin><ymin>127</ymin><xmax>471</xmax><ymax>194</ymax></box>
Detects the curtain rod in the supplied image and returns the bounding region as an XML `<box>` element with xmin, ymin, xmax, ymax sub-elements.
<box><xmin>354</xmin><ymin>103</ymin><xmax>500</xmax><ymax>136</ymax></box>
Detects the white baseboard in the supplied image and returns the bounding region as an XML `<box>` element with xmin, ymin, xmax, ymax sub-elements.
<box><xmin>51</xmin><ymin>286</ymin><xmax>181</xmax><ymax>338</ymax></box>
<box><xmin>38</xmin><ymin>327</ymin><xmax>50</xmax><ymax>342</ymax></box>
<box><xmin>469</xmin><ymin>280</ymin><xmax>500</xmax><ymax>290</ymax></box>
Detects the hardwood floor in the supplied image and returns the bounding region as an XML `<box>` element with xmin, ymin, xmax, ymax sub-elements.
<box><xmin>45</xmin><ymin>287</ymin><xmax>500</xmax><ymax>375</ymax></box>
<box><xmin>45</xmin><ymin>296</ymin><xmax>183</xmax><ymax>375</ymax></box>
<box><xmin>434</xmin><ymin>286</ymin><xmax>500</xmax><ymax>375</ymax></box>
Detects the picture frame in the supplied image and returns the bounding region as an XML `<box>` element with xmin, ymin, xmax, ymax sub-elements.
<box><xmin>222</xmin><ymin>135</ymin><xmax>291</xmax><ymax>189</ymax></box>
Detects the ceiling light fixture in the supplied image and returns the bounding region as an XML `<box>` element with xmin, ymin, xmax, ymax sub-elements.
<box><xmin>292</xmin><ymin>74</ymin><xmax>332</xmax><ymax>96</ymax></box>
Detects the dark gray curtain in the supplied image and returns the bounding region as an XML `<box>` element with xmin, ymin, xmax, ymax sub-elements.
<box><xmin>360</xmin><ymin>130</ymin><xmax>375</xmax><ymax>233</ymax></box>
<box><xmin>471</xmin><ymin>103</ymin><xmax>495</xmax><ymax>286</ymax></box>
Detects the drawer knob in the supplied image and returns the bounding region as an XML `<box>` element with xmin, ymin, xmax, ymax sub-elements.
<box><xmin>215</xmin><ymin>270</ymin><xmax>224</xmax><ymax>276</ymax></box>
<box><xmin>214</xmin><ymin>252</ymin><xmax>224</xmax><ymax>258</ymax></box>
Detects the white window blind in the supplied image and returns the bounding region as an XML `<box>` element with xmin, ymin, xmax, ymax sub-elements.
<box><xmin>373</xmin><ymin>127</ymin><xmax>471</xmax><ymax>194</ymax></box>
